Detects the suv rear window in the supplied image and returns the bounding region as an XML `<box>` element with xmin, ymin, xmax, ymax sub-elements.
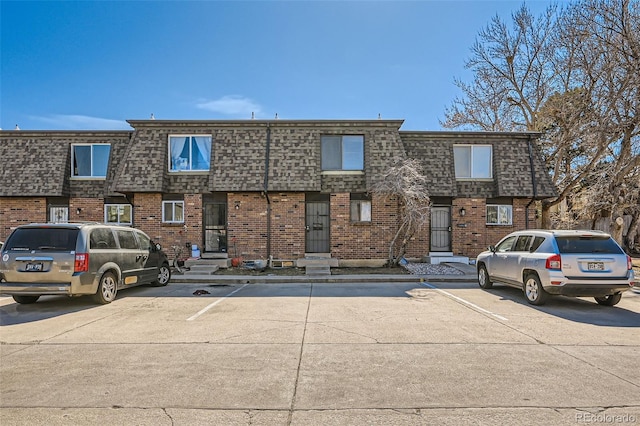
<box><xmin>4</xmin><ymin>228</ymin><xmax>79</xmax><ymax>251</ymax></box>
<box><xmin>556</xmin><ymin>236</ymin><xmax>623</xmax><ymax>254</ymax></box>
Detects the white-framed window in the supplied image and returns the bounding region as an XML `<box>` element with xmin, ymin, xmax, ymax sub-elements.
<box><xmin>71</xmin><ymin>144</ymin><xmax>111</xmax><ymax>178</ymax></box>
<box><xmin>486</xmin><ymin>204</ymin><xmax>513</xmax><ymax>225</ymax></box>
<box><xmin>453</xmin><ymin>145</ymin><xmax>492</xmax><ymax>179</ymax></box>
<box><xmin>105</xmin><ymin>204</ymin><xmax>132</xmax><ymax>225</ymax></box>
<box><xmin>321</xmin><ymin>135</ymin><xmax>364</xmax><ymax>171</ymax></box>
<box><xmin>169</xmin><ymin>135</ymin><xmax>212</xmax><ymax>172</ymax></box>
<box><xmin>350</xmin><ymin>193</ymin><xmax>372</xmax><ymax>222</ymax></box>
<box><xmin>162</xmin><ymin>200</ymin><xmax>184</xmax><ymax>223</ymax></box>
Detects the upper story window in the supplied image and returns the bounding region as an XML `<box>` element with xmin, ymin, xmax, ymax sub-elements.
<box><xmin>72</xmin><ymin>144</ymin><xmax>111</xmax><ymax>178</ymax></box>
<box><xmin>321</xmin><ymin>135</ymin><xmax>364</xmax><ymax>171</ymax></box>
<box><xmin>453</xmin><ymin>145</ymin><xmax>492</xmax><ymax>179</ymax></box>
<box><xmin>169</xmin><ymin>135</ymin><xmax>212</xmax><ymax>172</ymax></box>
<box><xmin>105</xmin><ymin>204</ymin><xmax>132</xmax><ymax>225</ymax></box>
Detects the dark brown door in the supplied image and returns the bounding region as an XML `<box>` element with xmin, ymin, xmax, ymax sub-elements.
<box><xmin>305</xmin><ymin>201</ymin><xmax>330</xmax><ymax>253</ymax></box>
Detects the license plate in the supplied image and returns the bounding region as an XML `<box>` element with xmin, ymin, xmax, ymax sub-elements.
<box><xmin>588</xmin><ymin>262</ymin><xmax>604</xmax><ymax>271</ymax></box>
<box><xmin>25</xmin><ymin>263</ymin><xmax>43</xmax><ymax>272</ymax></box>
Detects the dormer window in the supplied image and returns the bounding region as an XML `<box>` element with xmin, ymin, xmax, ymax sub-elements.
<box><xmin>169</xmin><ymin>135</ymin><xmax>212</xmax><ymax>172</ymax></box>
<box><xmin>321</xmin><ymin>135</ymin><xmax>364</xmax><ymax>171</ymax></box>
<box><xmin>453</xmin><ymin>145</ymin><xmax>492</xmax><ymax>179</ymax></box>
<box><xmin>71</xmin><ymin>144</ymin><xmax>111</xmax><ymax>178</ymax></box>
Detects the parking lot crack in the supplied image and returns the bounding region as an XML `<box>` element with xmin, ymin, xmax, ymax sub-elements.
<box><xmin>287</xmin><ymin>283</ymin><xmax>313</xmax><ymax>425</ymax></box>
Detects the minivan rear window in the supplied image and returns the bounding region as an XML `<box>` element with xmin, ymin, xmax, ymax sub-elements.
<box><xmin>556</xmin><ymin>236</ymin><xmax>623</xmax><ymax>254</ymax></box>
<box><xmin>4</xmin><ymin>228</ymin><xmax>79</xmax><ymax>251</ymax></box>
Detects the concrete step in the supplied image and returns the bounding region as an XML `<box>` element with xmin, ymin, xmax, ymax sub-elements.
<box><xmin>423</xmin><ymin>255</ymin><xmax>469</xmax><ymax>265</ymax></box>
<box><xmin>201</xmin><ymin>252</ymin><xmax>229</xmax><ymax>259</ymax></box>
<box><xmin>183</xmin><ymin>264</ymin><xmax>219</xmax><ymax>275</ymax></box>
<box><xmin>297</xmin><ymin>257</ymin><xmax>339</xmax><ymax>268</ymax></box>
<box><xmin>184</xmin><ymin>258</ymin><xmax>231</xmax><ymax>269</ymax></box>
<box><xmin>305</xmin><ymin>265</ymin><xmax>331</xmax><ymax>276</ymax></box>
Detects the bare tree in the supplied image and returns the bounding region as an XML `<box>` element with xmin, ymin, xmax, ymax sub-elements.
<box><xmin>442</xmin><ymin>0</ymin><xmax>640</xmax><ymax>251</ymax></box>
<box><xmin>370</xmin><ymin>158</ymin><xmax>431</xmax><ymax>266</ymax></box>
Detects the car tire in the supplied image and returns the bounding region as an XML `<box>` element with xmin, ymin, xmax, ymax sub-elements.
<box><xmin>524</xmin><ymin>274</ymin><xmax>548</xmax><ymax>305</ymax></box>
<box><xmin>151</xmin><ymin>264</ymin><xmax>171</xmax><ymax>287</ymax></box>
<box><xmin>594</xmin><ymin>293</ymin><xmax>622</xmax><ymax>306</ymax></box>
<box><xmin>13</xmin><ymin>295</ymin><xmax>40</xmax><ymax>304</ymax></box>
<box><xmin>477</xmin><ymin>265</ymin><xmax>493</xmax><ymax>289</ymax></box>
<box><xmin>93</xmin><ymin>271</ymin><xmax>117</xmax><ymax>304</ymax></box>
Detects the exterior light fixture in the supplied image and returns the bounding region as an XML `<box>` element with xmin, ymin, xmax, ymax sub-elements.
<box><xmin>459</xmin><ymin>207</ymin><xmax>466</xmax><ymax>217</ymax></box>
<box><xmin>76</xmin><ymin>207</ymin><xmax>82</xmax><ymax>215</ymax></box>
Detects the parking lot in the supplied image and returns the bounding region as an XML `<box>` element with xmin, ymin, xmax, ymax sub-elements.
<box><xmin>1</xmin><ymin>280</ymin><xmax>639</xmax><ymax>425</ymax></box>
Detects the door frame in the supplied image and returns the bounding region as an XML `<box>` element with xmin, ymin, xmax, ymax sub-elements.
<box><xmin>305</xmin><ymin>193</ymin><xmax>331</xmax><ymax>253</ymax></box>
<box><xmin>430</xmin><ymin>205</ymin><xmax>452</xmax><ymax>252</ymax></box>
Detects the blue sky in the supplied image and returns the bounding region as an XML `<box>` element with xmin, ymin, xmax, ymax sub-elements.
<box><xmin>1</xmin><ymin>0</ymin><xmax>560</xmax><ymax>131</ymax></box>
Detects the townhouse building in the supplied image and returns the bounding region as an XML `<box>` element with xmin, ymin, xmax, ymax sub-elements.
<box><xmin>0</xmin><ymin>119</ymin><xmax>556</xmax><ymax>266</ymax></box>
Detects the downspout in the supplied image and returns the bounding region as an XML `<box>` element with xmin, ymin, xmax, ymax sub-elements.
<box><xmin>525</xmin><ymin>135</ymin><xmax>538</xmax><ymax>229</ymax></box>
<box><xmin>264</xmin><ymin>124</ymin><xmax>272</xmax><ymax>262</ymax></box>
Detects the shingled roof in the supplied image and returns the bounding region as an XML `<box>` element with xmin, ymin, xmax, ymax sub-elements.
<box><xmin>0</xmin><ymin>131</ymin><xmax>130</xmax><ymax>197</ymax></box>
<box><xmin>400</xmin><ymin>131</ymin><xmax>557</xmax><ymax>199</ymax></box>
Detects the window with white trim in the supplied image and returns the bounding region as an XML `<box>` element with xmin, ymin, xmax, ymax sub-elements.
<box><xmin>162</xmin><ymin>200</ymin><xmax>184</xmax><ymax>223</ymax></box>
<box><xmin>169</xmin><ymin>135</ymin><xmax>212</xmax><ymax>172</ymax></box>
<box><xmin>453</xmin><ymin>145</ymin><xmax>492</xmax><ymax>179</ymax></box>
<box><xmin>72</xmin><ymin>144</ymin><xmax>111</xmax><ymax>178</ymax></box>
<box><xmin>105</xmin><ymin>204</ymin><xmax>132</xmax><ymax>225</ymax></box>
<box><xmin>486</xmin><ymin>204</ymin><xmax>512</xmax><ymax>225</ymax></box>
<box><xmin>321</xmin><ymin>135</ymin><xmax>364</xmax><ymax>171</ymax></box>
<box><xmin>350</xmin><ymin>193</ymin><xmax>372</xmax><ymax>222</ymax></box>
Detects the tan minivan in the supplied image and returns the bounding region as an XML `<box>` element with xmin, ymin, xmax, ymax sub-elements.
<box><xmin>0</xmin><ymin>223</ymin><xmax>171</xmax><ymax>304</ymax></box>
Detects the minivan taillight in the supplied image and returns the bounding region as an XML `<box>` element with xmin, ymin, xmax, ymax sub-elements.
<box><xmin>75</xmin><ymin>253</ymin><xmax>89</xmax><ymax>272</ymax></box>
<box><xmin>546</xmin><ymin>254</ymin><xmax>562</xmax><ymax>270</ymax></box>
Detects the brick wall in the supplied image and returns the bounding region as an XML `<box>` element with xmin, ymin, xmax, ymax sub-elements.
<box><xmin>452</xmin><ymin>198</ymin><xmax>535</xmax><ymax>258</ymax></box>
<box><xmin>0</xmin><ymin>198</ymin><xmax>47</xmax><ymax>240</ymax></box>
<box><xmin>69</xmin><ymin>197</ymin><xmax>105</xmax><ymax>222</ymax></box>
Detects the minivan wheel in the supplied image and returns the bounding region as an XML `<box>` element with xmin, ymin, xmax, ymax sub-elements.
<box><xmin>13</xmin><ymin>295</ymin><xmax>40</xmax><ymax>304</ymax></box>
<box><xmin>594</xmin><ymin>293</ymin><xmax>622</xmax><ymax>306</ymax></box>
<box><xmin>478</xmin><ymin>265</ymin><xmax>493</xmax><ymax>289</ymax></box>
<box><xmin>151</xmin><ymin>264</ymin><xmax>171</xmax><ymax>287</ymax></box>
<box><xmin>93</xmin><ymin>272</ymin><xmax>117</xmax><ymax>304</ymax></box>
<box><xmin>524</xmin><ymin>274</ymin><xmax>548</xmax><ymax>305</ymax></box>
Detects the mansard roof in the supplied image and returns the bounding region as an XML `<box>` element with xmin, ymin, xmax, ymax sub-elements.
<box><xmin>400</xmin><ymin>131</ymin><xmax>557</xmax><ymax>199</ymax></box>
<box><xmin>0</xmin><ymin>131</ymin><xmax>130</xmax><ymax>197</ymax></box>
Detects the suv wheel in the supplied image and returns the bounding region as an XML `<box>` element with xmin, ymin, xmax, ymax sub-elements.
<box><xmin>524</xmin><ymin>274</ymin><xmax>548</xmax><ymax>305</ymax></box>
<box><xmin>594</xmin><ymin>293</ymin><xmax>622</xmax><ymax>306</ymax></box>
<box><xmin>93</xmin><ymin>271</ymin><xmax>117</xmax><ymax>304</ymax></box>
<box><xmin>151</xmin><ymin>264</ymin><xmax>171</xmax><ymax>287</ymax></box>
<box><xmin>13</xmin><ymin>295</ymin><xmax>40</xmax><ymax>304</ymax></box>
<box><xmin>477</xmin><ymin>265</ymin><xmax>493</xmax><ymax>289</ymax></box>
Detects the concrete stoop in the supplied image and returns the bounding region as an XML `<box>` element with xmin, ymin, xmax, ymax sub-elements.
<box><xmin>297</xmin><ymin>254</ymin><xmax>337</xmax><ymax>276</ymax></box>
<box><xmin>423</xmin><ymin>252</ymin><xmax>470</xmax><ymax>265</ymax></box>
<box><xmin>183</xmin><ymin>264</ymin><xmax>220</xmax><ymax>275</ymax></box>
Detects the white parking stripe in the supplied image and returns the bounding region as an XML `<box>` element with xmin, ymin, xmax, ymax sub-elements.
<box><xmin>420</xmin><ymin>282</ymin><xmax>508</xmax><ymax>321</ymax></box>
<box><xmin>187</xmin><ymin>284</ymin><xmax>249</xmax><ymax>321</ymax></box>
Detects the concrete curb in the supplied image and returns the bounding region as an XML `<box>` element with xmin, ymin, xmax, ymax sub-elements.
<box><xmin>169</xmin><ymin>273</ymin><xmax>477</xmax><ymax>285</ymax></box>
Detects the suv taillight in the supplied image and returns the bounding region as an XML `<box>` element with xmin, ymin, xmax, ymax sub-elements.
<box><xmin>628</xmin><ymin>255</ymin><xmax>633</xmax><ymax>271</ymax></box>
<box><xmin>74</xmin><ymin>253</ymin><xmax>89</xmax><ymax>273</ymax></box>
<box><xmin>546</xmin><ymin>254</ymin><xmax>561</xmax><ymax>270</ymax></box>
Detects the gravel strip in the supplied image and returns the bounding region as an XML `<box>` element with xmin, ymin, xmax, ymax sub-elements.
<box><xmin>403</xmin><ymin>262</ymin><xmax>465</xmax><ymax>275</ymax></box>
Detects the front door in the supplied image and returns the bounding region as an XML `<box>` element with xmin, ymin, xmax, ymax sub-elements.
<box><xmin>204</xmin><ymin>203</ymin><xmax>227</xmax><ymax>253</ymax></box>
<box><xmin>305</xmin><ymin>199</ymin><xmax>330</xmax><ymax>253</ymax></box>
<box><xmin>430</xmin><ymin>206</ymin><xmax>452</xmax><ymax>252</ymax></box>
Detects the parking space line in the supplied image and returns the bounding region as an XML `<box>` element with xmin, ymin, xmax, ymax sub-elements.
<box><xmin>420</xmin><ymin>282</ymin><xmax>508</xmax><ymax>321</ymax></box>
<box><xmin>187</xmin><ymin>284</ymin><xmax>249</xmax><ymax>321</ymax></box>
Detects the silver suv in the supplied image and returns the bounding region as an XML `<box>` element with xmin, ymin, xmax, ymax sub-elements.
<box><xmin>476</xmin><ymin>230</ymin><xmax>635</xmax><ymax>306</ymax></box>
<box><xmin>0</xmin><ymin>223</ymin><xmax>171</xmax><ymax>305</ymax></box>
